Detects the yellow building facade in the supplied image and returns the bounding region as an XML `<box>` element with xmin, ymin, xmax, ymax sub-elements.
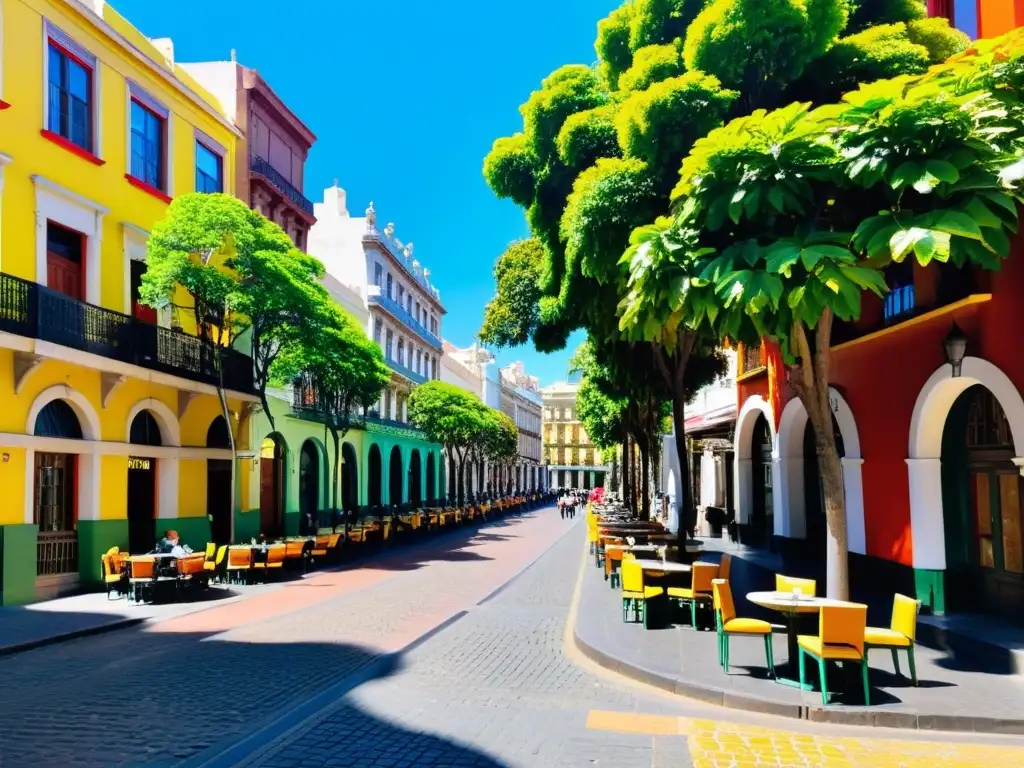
<box><xmin>0</xmin><ymin>0</ymin><xmax>255</xmax><ymax>604</ymax></box>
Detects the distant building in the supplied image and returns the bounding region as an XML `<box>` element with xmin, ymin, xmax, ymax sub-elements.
<box><xmin>500</xmin><ymin>363</ymin><xmax>543</xmax><ymax>493</ymax></box>
<box><xmin>542</xmin><ymin>382</ymin><xmax>609</xmax><ymax>490</ymax></box>
<box><xmin>181</xmin><ymin>58</ymin><xmax>317</xmax><ymax>251</ymax></box>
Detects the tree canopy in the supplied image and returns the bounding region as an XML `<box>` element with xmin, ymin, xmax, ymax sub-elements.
<box><xmin>142</xmin><ymin>193</ymin><xmax>340</xmax><ymax>427</ymax></box>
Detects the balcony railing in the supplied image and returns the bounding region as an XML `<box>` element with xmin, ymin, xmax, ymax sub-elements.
<box><xmin>37</xmin><ymin>531</ymin><xmax>77</xmax><ymax>576</ymax></box>
<box><xmin>741</xmin><ymin>343</ymin><xmax>764</xmax><ymax>375</ymax></box>
<box><xmin>0</xmin><ymin>272</ymin><xmax>255</xmax><ymax>393</ymax></box>
<box><xmin>385</xmin><ymin>356</ymin><xmax>427</xmax><ymax>385</ymax></box>
<box><xmin>250</xmin><ymin>155</ymin><xmax>314</xmax><ymax>216</ymax></box>
<box><xmin>367</xmin><ymin>286</ymin><xmax>443</xmax><ymax>350</ymax></box>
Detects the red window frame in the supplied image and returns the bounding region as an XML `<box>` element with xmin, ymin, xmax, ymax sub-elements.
<box><xmin>46</xmin><ymin>38</ymin><xmax>95</xmax><ymax>155</ymax></box>
<box><xmin>128</xmin><ymin>97</ymin><xmax>167</xmax><ymax>194</ymax></box>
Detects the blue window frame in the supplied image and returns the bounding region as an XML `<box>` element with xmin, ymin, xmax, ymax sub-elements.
<box><xmin>195</xmin><ymin>141</ymin><xmax>223</xmax><ymax>193</ymax></box>
<box><xmin>48</xmin><ymin>42</ymin><xmax>92</xmax><ymax>151</ymax></box>
<box><xmin>130</xmin><ymin>100</ymin><xmax>164</xmax><ymax>189</ymax></box>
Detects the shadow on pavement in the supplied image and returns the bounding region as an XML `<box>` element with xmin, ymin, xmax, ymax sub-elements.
<box><xmin>0</xmin><ymin>616</ymin><xmax>508</xmax><ymax>768</ymax></box>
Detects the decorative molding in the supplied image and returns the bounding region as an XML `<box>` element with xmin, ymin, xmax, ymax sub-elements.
<box><xmin>12</xmin><ymin>352</ymin><xmax>43</xmax><ymax>394</ymax></box>
<box><xmin>177</xmin><ymin>390</ymin><xmax>198</xmax><ymax>419</ymax></box>
<box><xmin>99</xmin><ymin>371</ymin><xmax>126</xmax><ymax>407</ymax></box>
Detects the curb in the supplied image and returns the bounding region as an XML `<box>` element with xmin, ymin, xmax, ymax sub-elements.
<box><xmin>0</xmin><ymin>616</ymin><xmax>146</xmax><ymax>658</ymax></box>
<box><xmin>569</xmin><ymin>566</ymin><xmax>1024</xmax><ymax>735</ymax></box>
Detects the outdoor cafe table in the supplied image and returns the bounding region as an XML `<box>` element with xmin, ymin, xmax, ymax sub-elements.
<box><xmin>637</xmin><ymin>560</ymin><xmax>691</xmax><ymax>573</ymax></box>
<box><xmin>746</xmin><ymin>591</ymin><xmax>862</xmax><ymax>689</ymax></box>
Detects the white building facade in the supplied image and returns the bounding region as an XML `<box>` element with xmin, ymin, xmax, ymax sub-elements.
<box><xmin>309</xmin><ymin>185</ymin><xmax>444</xmax><ymax>425</ymax></box>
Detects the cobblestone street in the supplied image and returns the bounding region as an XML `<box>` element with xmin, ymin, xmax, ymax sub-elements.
<box><xmin>3</xmin><ymin>508</ymin><xmax>1024</xmax><ymax>768</ymax></box>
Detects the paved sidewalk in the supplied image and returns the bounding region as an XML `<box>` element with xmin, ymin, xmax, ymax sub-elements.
<box><xmin>574</xmin><ymin>544</ymin><xmax>1024</xmax><ymax>732</ymax></box>
<box><xmin>0</xmin><ymin>507</ymin><xmax>572</xmax><ymax>767</ymax></box>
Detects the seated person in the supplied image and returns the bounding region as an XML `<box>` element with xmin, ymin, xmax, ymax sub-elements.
<box><xmin>157</xmin><ymin>529</ymin><xmax>191</xmax><ymax>557</ymax></box>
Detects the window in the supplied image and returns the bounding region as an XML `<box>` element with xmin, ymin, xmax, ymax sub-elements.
<box><xmin>130</xmin><ymin>100</ymin><xmax>165</xmax><ymax>190</ymax></box>
<box><xmin>406</xmin><ymin>293</ymin><xmax>413</xmax><ymax>316</ymax></box>
<box><xmin>430</xmin><ymin>316</ymin><xmax>438</xmax><ymax>336</ymax></box>
<box><xmin>883</xmin><ymin>262</ymin><xmax>915</xmax><ymax>324</ymax></box>
<box><xmin>46</xmin><ymin>222</ymin><xmax>84</xmax><ymax>300</ymax></box>
<box><xmin>397</xmin><ymin>284</ymin><xmax>405</xmax><ymax>307</ymax></box>
<box><xmin>386</xmin><ymin>273</ymin><xmax>393</xmax><ymax>300</ymax></box>
<box><xmin>373</xmin><ymin>318</ymin><xmax>382</xmax><ymax>344</ymax></box>
<box><xmin>374</xmin><ymin>263</ymin><xmax>383</xmax><ymax>286</ymax></box>
<box><xmin>398</xmin><ymin>338</ymin><xmax>405</xmax><ymax>366</ymax></box>
<box><xmin>48</xmin><ymin>40</ymin><xmax>93</xmax><ymax>152</ymax></box>
<box><xmin>415</xmin><ymin>349</ymin><xmax>422</xmax><ymax>374</ymax></box>
<box><xmin>432</xmin><ymin>357</ymin><xmax>438</xmax><ymax>380</ymax></box>
<box><xmin>195</xmin><ymin>141</ymin><xmax>222</xmax><ymax>193</ymax></box>
<box><xmin>385</xmin><ymin>330</ymin><xmax>393</xmax><ymax>360</ymax></box>
<box><xmin>130</xmin><ymin>260</ymin><xmax>157</xmax><ymax>323</ymax></box>
<box><xmin>415</xmin><ymin>302</ymin><xmax>421</xmax><ymax>326</ymax></box>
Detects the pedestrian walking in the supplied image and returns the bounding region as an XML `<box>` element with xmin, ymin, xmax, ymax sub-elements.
<box><xmin>558</xmin><ymin>495</ymin><xmax>565</xmax><ymax>519</ymax></box>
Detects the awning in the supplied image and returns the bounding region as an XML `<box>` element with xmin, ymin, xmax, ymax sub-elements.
<box><xmin>684</xmin><ymin>404</ymin><xmax>737</xmax><ymax>435</ymax></box>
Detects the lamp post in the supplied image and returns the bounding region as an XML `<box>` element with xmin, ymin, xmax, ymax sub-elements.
<box><xmin>943</xmin><ymin>323</ymin><xmax>968</xmax><ymax>378</ymax></box>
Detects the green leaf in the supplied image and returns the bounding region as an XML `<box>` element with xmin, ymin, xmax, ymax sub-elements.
<box><xmin>766</xmin><ymin>243</ymin><xmax>801</xmax><ymax>276</ymax></box>
<box><xmin>913</xmin><ymin>232</ymin><xmax>936</xmax><ymax>264</ymax></box>
<box><xmin>889</xmin><ymin>227</ymin><xmax>928</xmax><ymax>261</ymax></box>
<box><xmin>934</xmin><ymin>211</ymin><xmax>983</xmax><ymax>240</ymax></box>
<box><xmin>912</xmin><ymin>172</ymin><xmax>940</xmax><ymax>195</ymax></box>
<box><xmin>890</xmin><ymin>161</ymin><xmax>922</xmax><ymax>191</ymax></box>
<box><xmin>924</xmin><ymin>160</ymin><xmax>959</xmax><ymax>185</ymax></box>
<box><xmin>788</xmin><ymin>285</ymin><xmax>806</xmax><ymax>310</ymax></box>
<box><xmin>963</xmin><ymin>197</ymin><xmax>1002</xmax><ymax>229</ymax></box>
<box><xmin>768</xmin><ymin>185</ymin><xmax>786</xmax><ymax>213</ymax></box>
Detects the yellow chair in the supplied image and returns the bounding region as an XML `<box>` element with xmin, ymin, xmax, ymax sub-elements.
<box><xmin>798</xmin><ymin>603</ymin><xmax>870</xmax><ymax>707</ymax></box>
<box><xmin>865</xmin><ymin>594</ymin><xmax>919</xmax><ymax>685</ymax></box>
<box><xmin>204</xmin><ymin>544</ymin><xmax>228</xmax><ymax>576</ymax></box>
<box><xmin>719</xmin><ymin>554</ymin><xmax>732</xmax><ymax>581</ymax></box>
<box><xmin>668</xmin><ymin>562</ymin><xmax>719</xmax><ymax>629</ymax></box>
<box><xmin>776</xmin><ymin>574</ymin><xmax>817</xmax><ymax>596</ymax></box>
<box><xmin>713</xmin><ymin>579</ymin><xmax>774</xmax><ymax>675</ymax></box>
<box><xmin>204</xmin><ymin>542</ymin><xmax>216</xmax><ymax>560</ymax></box>
<box><xmin>621</xmin><ymin>557</ymin><xmax>663</xmax><ymax>629</ymax></box>
<box><xmin>100</xmin><ymin>551</ymin><xmax>126</xmax><ymax>600</ymax></box>
<box><xmin>587</xmin><ymin>516</ymin><xmax>599</xmax><ymax>556</ymax></box>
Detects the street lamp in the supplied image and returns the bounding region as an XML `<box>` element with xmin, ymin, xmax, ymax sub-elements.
<box><xmin>943</xmin><ymin>323</ymin><xmax>968</xmax><ymax>378</ymax></box>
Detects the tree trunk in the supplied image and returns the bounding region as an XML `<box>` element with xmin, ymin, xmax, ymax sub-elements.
<box><xmin>331</xmin><ymin>425</ymin><xmax>343</xmax><ymax>538</ymax></box>
<box><xmin>624</xmin><ymin>436</ymin><xmax>633</xmax><ymax>514</ymax></box>
<box><xmin>653</xmin><ymin>335</ymin><xmax>696</xmax><ymax>543</ymax></box>
<box><xmin>789</xmin><ymin>309</ymin><xmax>849</xmax><ymax>600</ymax></box>
<box><xmin>639</xmin><ymin>438</ymin><xmax>650</xmax><ymax>521</ymax></box>
<box><xmin>620</xmin><ymin>440</ymin><xmax>630</xmax><ymax>509</ymax></box>
<box><xmin>457</xmin><ymin>449</ymin><xmax>466</xmax><ymax>507</ymax></box>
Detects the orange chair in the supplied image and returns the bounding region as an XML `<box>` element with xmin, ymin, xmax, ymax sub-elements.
<box><xmin>226</xmin><ymin>547</ymin><xmax>253</xmax><ymax>584</ymax></box>
<box><xmin>668</xmin><ymin>562</ymin><xmax>719</xmax><ymax>629</ymax></box>
<box><xmin>605</xmin><ymin>547</ymin><xmax>626</xmax><ymax>588</ymax></box>
<box><xmin>253</xmin><ymin>544</ymin><xmax>287</xmax><ymax>581</ymax></box>
<box><xmin>719</xmin><ymin>554</ymin><xmax>732</xmax><ymax>581</ymax></box>
<box><xmin>128</xmin><ymin>556</ymin><xmax>157</xmax><ymax>603</ymax></box>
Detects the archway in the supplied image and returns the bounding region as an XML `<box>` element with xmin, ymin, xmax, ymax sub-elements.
<box><xmin>127</xmin><ymin>410</ymin><xmax>161</xmax><ymax>554</ymax></box>
<box><xmin>733</xmin><ymin>395</ymin><xmax>776</xmax><ymax>544</ymax></box>
<box><xmin>389</xmin><ymin>446</ymin><xmax>403</xmax><ymax>508</ymax></box>
<box><xmin>776</xmin><ymin>389</ymin><xmax>864</xmax><ymax>554</ymax></box>
<box><xmin>206</xmin><ymin>416</ymin><xmax>232</xmax><ymax>544</ymax></box>
<box><xmin>410</xmin><ymin>450</ymin><xmax>422</xmax><ymax>507</ymax></box>
<box><xmin>368</xmin><ymin>444</ymin><xmax>383</xmax><ymax>508</ymax></box>
<box><xmin>33</xmin><ymin>399</ymin><xmax>83</xmax><ymax>575</ymax></box>
<box><xmin>940</xmin><ymin>385</ymin><xmax>1024</xmax><ymax>616</ymax></box>
<box><xmin>427</xmin><ymin>452</ymin><xmax>436</xmax><ymax>502</ymax></box>
<box><xmin>908</xmin><ymin>357</ymin><xmax>1024</xmax><ymax>616</ymax></box>
<box><xmin>342</xmin><ymin>442</ymin><xmax>359</xmax><ymax>513</ymax></box>
<box><xmin>299</xmin><ymin>440</ymin><xmax>320</xmax><ymax>532</ymax></box>
<box><xmin>260</xmin><ymin>434</ymin><xmax>286</xmax><ymax>536</ymax></box>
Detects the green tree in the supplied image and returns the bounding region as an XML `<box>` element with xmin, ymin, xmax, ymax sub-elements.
<box><xmin>408</xmin><ymin>381</ymin><xmax>492</xmax><ymax>505</ymax></box>
<box><xmin>274</xmin><ymin>306</ymin><xmax>390</xmax><ymax>533</ymax></box>
<box><xmin>623</xmin><ymin>33</ymin><xmax>1024</xmax><ymax>597</ymax></box>
<box><xmin>482</xmin><ymin>410</ymin><xmax>519</xmax><ymax>496</ymax></box>
<box><xmin>142</xmin><ymin>193</ymin><xmax>338</xmax><ymax>541</ymax></box>
<box><xmin>481</xmin><ymin>0</ymin><xmax>965</xmax><ymax>540</ymax></box>
<box><xmin>479</xmin><ymin>239</ymin><xmax>545</xmax><ymax>348</ymax></box>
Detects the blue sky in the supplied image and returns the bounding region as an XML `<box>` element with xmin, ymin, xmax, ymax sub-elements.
<box><xmin>119</xmin><ymin>0</ymin><xmax>619</xmax><ymax>386</ymax></box>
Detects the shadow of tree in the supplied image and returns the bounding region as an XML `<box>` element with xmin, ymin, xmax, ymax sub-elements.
<box><xmin>0</xmin><ymin>617</ymin><xmax>508</xmax><ymax>768</ymax></box>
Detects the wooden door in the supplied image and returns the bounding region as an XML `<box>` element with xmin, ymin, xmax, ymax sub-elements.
<box><xmin>47</xmin><ymin>252</ymin><xmax>82</xmax><ymax>300</ymax></box>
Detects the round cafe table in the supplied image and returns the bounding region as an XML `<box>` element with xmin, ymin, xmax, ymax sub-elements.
<box><xmin>637</xmin><ymin>560</ymin><xmax>691</xmax><ymax>573</ymax></box>
<box><xmin>746</xmin><ymin>591</ymin><xmax>857</xmax><ymax>689</ymax></box>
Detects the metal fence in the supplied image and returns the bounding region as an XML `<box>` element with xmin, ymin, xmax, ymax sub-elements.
<box><xmin>37</xmin><ymin>531</ymin><xmax>78</xmax><ymax>576</ymax></box>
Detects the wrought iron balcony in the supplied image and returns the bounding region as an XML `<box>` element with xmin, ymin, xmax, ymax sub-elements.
<box><xmin>367</xmin><ymin>286</ymin><xmax>443</xmax><ymax>350</ymax></box>
<box><xmin>385</xmin><ymin>356</ymin><xmax>427</xmax><ymax>385</ymax></box>
<box><xmin>0</xmin><ymin>272</ymin><xmax>255</xmax><ymax>393</ymax></box>
<box><xmin>741</xmin><ymin>343</ymin><xmax>765</xmax><ymax>375</ymax></box>
<box><xmin>250</xmin><ymin>155</ymin><xmax>314</xmax><ymax>216</ymax></box>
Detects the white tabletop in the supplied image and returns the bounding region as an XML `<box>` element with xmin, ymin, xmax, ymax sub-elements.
<box><xmin>605</xmin><ymin>544</ymin><xmax>659</xmax><ymax>552</ymax></box>
<box><xmin>637</xmin><ymin>561</ymin><xmax>692</xmax><ymax>573</ymax></box>
<box><xmin>746</xmin><ymin>591</ymin><xmax>861</xmax><ymax>614</ymax></box>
